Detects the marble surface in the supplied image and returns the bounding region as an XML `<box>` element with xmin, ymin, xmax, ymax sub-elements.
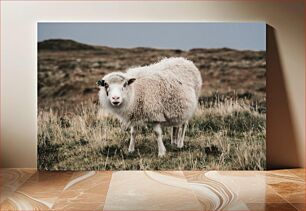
<box><xmin>0</xmin><ymin>169</ymin><xmax>36</xmax><ymax>204</ymax></box>
<box><xmin>0</xmin><ymin>169</ymin><xmax>304</xmax><ymax>210</ymax></box>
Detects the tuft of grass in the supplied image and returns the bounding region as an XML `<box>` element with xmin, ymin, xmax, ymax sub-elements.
<box><xmin>38</xmin><ymin>98</ymin><xmax>266</xmax><ymax>170</ymax></box>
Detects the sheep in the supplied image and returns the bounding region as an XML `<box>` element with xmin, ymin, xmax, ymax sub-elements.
<box><xmin>97</xmin><ymin>57</ymin><xmax>202</xmax><ymax>156</ymax></box>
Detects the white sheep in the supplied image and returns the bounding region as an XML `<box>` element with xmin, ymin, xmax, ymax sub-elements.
<box><xmin>97</xmin><ymin>57</ymin><xmax>202</xmax><ymax>156</ymax></box>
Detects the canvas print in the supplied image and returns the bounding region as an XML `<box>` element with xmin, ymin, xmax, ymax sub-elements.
<box><xmin>38</xmin><ymin>23</ymin><xmax>266</xmax><ymax>170</ymax></box>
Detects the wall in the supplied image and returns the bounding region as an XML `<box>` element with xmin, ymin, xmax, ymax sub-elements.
<box><xmin>1</xmin><ymin>1</ymin><xmax>304</xmax><ymax>168</ymax></box>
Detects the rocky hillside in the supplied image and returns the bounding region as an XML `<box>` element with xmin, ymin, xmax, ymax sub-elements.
<box><xmin>38</xmin><ymin>39</ymin><xmax>266</xmax><ymax>112</ymax></box>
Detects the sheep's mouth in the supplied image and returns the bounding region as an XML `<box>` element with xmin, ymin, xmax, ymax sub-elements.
<box><xmin>111</xmin><ymin>101</ymin><xmax>121</xmax><ymax>106</ymax></box>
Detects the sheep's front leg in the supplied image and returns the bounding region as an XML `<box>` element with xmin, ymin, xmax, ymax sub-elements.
<box><xmin>153</xmin><ymin>124</ymin><xmax>166</xmax><ymax>157</ymax></box>
<box><xmin>128</xmin><ymin>126</ymin><xmax>136</xmax><ymax>152</ymax></box>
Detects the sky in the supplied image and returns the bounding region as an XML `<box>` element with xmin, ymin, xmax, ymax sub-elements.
<box><xmin>38</xmin><ymin>22</ymin><xmax>266</xmax><ymax>51</ymax></box>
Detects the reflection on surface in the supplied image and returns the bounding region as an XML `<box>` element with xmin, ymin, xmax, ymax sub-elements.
<box><xmin>0</xmin><ymin>169</ymin><xmax>304</xmax><ymax>210</ymax></box>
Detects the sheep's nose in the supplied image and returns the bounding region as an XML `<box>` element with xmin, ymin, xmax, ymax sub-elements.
<box><xmin>112</xmin><ymin>96</ymin><xmax>120</xmax><ymax>100</ymax></box>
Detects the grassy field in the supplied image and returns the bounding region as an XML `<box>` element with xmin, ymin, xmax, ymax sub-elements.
<box><xmin>38</xmin><ymin>96</ymin><xmax>266</xmax><ymax>170</ymax></box>
<box><xmin>37</xmin><ymin>40</ymin><xmax>266</xmax><ymax>170</ymax></box>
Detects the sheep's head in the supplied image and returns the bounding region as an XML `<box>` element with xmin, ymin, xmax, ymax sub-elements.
<box><xmin>97</xmin><ymin>73</ymin><xmax>136</xmax><ymax>107</ymax></box>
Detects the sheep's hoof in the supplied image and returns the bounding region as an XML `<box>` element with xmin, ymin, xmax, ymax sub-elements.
<box><xmin>158</xmin><ymin>150</ymin><xmax>166</xmax><ymax>157</ymax></box>
<box><xmin>171</xmin><ymin>139</ymin><xmax>177</xmax><ymax>145</ymax></box>
<box><xmin>177</xmin><ymin>142</ymin><xmax>184</xmax><ymax>148</ymax></box>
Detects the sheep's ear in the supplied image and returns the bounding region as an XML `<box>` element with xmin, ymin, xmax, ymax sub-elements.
<box><xmin>127</xmin><ymin>78</ymin><xmax>136</xmax><ymax>85</ymax></box>
<box><xmin>96</xmin><ymin>80</ymin><xmax>105</xmax><ymax>87</ymax></box>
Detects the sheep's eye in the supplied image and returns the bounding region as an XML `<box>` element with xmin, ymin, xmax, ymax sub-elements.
<box><xmin>123</xmin><ymin>82</ymin><xmax>128</xmax><ymax>88</ymax></box>
<box><xmin>104</xmin><ymin>83</ymin><xmax>109</xmax><ymax>88</ymax></box>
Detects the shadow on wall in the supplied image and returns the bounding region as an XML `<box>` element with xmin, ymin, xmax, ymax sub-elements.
<box><xmin>266</xmin><ymin>25</ymin><xmax>300</xmax><ymax>169</ymax></box>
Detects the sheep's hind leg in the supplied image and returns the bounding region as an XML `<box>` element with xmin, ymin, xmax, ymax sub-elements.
<box><xmin>153</xmin><ymin>124</ymin><xmax>166</xmax><ymax>157</ymax></box>
<box><xmin>177</xmin><ymin>121</ymin><xmax>188</xmax><ymax>148</ymax></box>
<box><xmin>171</xmin><ymin>126</ymin><xmax>180</xmax><ymax>145</ymax></box>
<box><xmin>128</xmin><ymin>126</ymin><xmax>136</xmax><ymax>152</ymax></box>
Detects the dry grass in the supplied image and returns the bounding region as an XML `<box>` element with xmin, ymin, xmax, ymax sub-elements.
<box><xmin>38</xmin><ymin>97</ymin><xmax>266</xmax><ymax>170</ymax></box>
<box><xmin>37</xmin><ymin>41</ymin><xmax>266</xmax><ymax>170</ymax></box>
